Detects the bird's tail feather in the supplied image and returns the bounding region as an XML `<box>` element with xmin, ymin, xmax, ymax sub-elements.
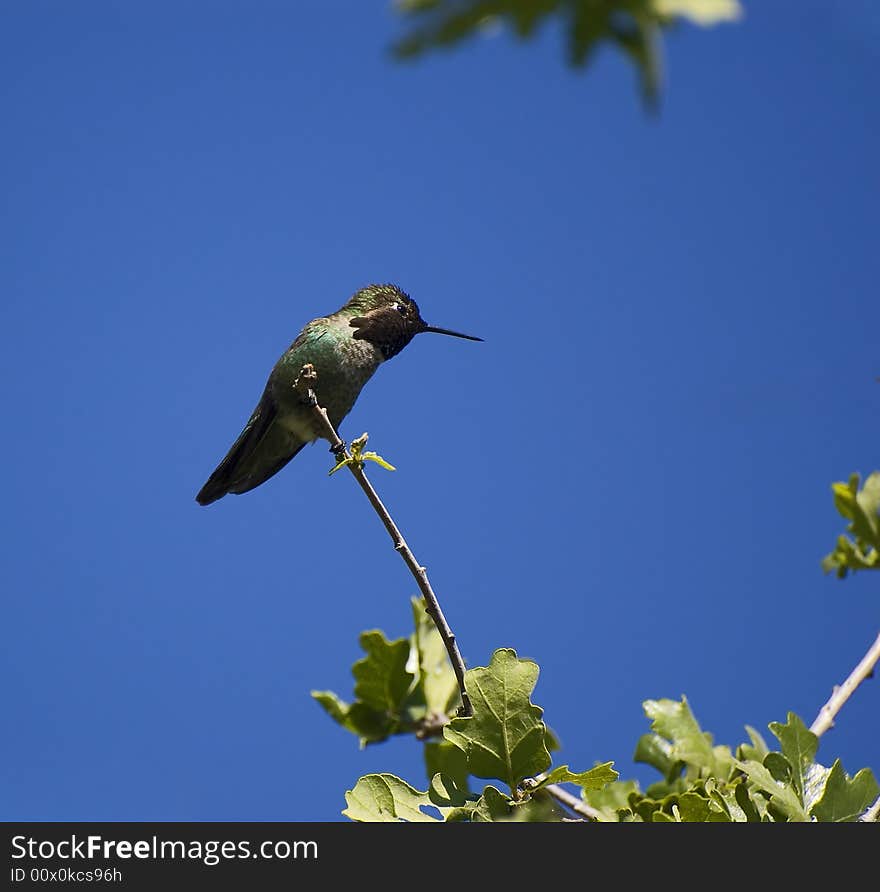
<box><xmin>196</xmin><ymin>390</ymin><xmax>307</xmax><ymax>505</ymax></box>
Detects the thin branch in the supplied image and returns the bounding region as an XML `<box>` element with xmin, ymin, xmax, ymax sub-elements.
<box><xmin>543</xmin><ymin>783</ymin><xmax>602</xmax><ymax>822</ymax></box>
<box><xmin>810</xmin><ymin>630</ymin><xmax>880</xmax><ymax>737</ymax></box>
<box><xmin>293</xmin><ymin>364</ymin><xmax>472</xmax><ymax>717</ymax></box>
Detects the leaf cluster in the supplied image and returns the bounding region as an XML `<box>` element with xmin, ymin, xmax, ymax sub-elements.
<box><xmin>593</xmin><ymin>699</ymin><xmax>878</xmax><ymax>822</ymax></box>
<box><xmin>316</xmin><ymin>606</ymin><xmax>617</xmax><ymax>820</ymax></box>
<box><xmin>318</xmin><ymin>470</ymin><xmax>879</xmax><ymax>820</ymax></box>
<box><xmin>822</xmin><ymin>472</ymin><xmax>880</xmax><ymax>577</ymax></box>
<box><xmin>317</xmin><ymin>607</ymin><xmax>877</xmax><ymax>821</ymax></box>
<box><xmin>313</xmin><ymin>598</ymin><xmax>460</xmax><ymax>744</ymax></box>
<box><xmin>392</xmin><ymin>0</ymin><xmax>742</xmax><ymax>104</ymax></box>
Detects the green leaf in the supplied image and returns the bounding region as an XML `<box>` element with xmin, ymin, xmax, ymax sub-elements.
<box><xmin>763</xmin><ymin>752</ymin><xmax>792</xmax><ymax>785</ymax></box>
<box><xmin>584</xmin><ymin>779</ymin><xmax>641</xmax><ymax>822</ymax></box>
<box><xmin>695</xmin><ymin>780</ymin><xmax>736</xmax><ymax>822</ymax></box>
<box><xmin>410</xmin><ymin>597</ymin><xmax>459</xmax><ymax>715</ymax></box>
<box><xmin>470</xmin><ymin>785</ymin><xmax>514</xmax><ymax>822</ymax></box>
<box><xmin>738</xmin><ymin>725</ymin><xmax>770</xmax><ymax>762</ymax></box>
<box><xmin>625</xmin><ymin>779</ymin><xmax>740</xmax><ymax>823</ymax></box>
<box><xmin>536</xmin><ymin>762</ymin><xmax>618</xmax><ymax>794</ymax></box>
<box><xmin>444</xmin><ymin>648</ymin><xmax>550</xmax><ymax>792</ymax></box>
<box><xmin>633</xmin><ymin>732</ymin><xmax>678</xmax><ymax>778</ymax></box>
<box><xmin>734</xmin><ymin>779</ymin><xmax>762</xmax><ymax>823</ymax></box>
<box><xmin>352</xmin><ymin>630</ymin><xmax>414</xmax><ymax>713</ymax></box>
<box><xmin>424</xmin><ymin>740</ymin><xmax>470</xmax><ymax>792</ymax></box>
<box><xmin>311</xmin><ymin>690</ymin><xmax>350</xmax><ymax>725</ymax></box>
<box><xmin>327</xmin><ymin>431</ymin><xmax>396</xmax><ymax>475</ymax></box>
<box><xmin>809</xmin><ymin>760</ymin><xmax>880</xmax><ymax>823</ymax></box>
<box><xmin>643</xmin><ymin>697</ymin><xmax>731</xmax><ymax>778</ymax></box>
<box><xmin>652</xmin><ymin>808</ymin><xmax>678</xmax><ymax>822</ymax></box>
<box><xmin>768</xmin><ymin>713</ymin><xmax>817</xmax><ymax>799</ymax></box>
<box><xmin>363</xmin><ymin>451</ymin><xmax>396</xmax><ymax>471</ymax></box>
<box><xmin>311</xmin><ymin>690</ymin><xmax>394</xmax><ymax>744</ymax></box>
<box><xmin>429</xmin><ymin>771</ymin><xmax>472</xmax><ymax>809</ymax></box>
<box><xmin>442</xmin><ymin>783</ymin><xmax>513</xmax><ymax>823</ymax></box>
<box><xmin>507</xmin><ymin>791</ymin><xmax>569</xmax><ymax>822</ymax></box>
<box><xmin>823</xmin><ymin>472</ymin><xmax>880</xmax><ymax>576</ymax></box>
<box><xmin>736</xmin><ymin>759</ymin><xmax>808</xmax><ymax>822</ymax></box>
<box><xmin>313</xmin><ymin>628</ymin><xmax>417</xmax><ymax>744</ymax></box>
<box><xmin>677</xmin><ymin>791</ymin><xmax>712</xmax><ymax>822</ymax></box>
<box><xmin>822</xmin><ymin>535</ymin><xmax>880</xmax><ymax>575</ymax></box>
<box><xmin>704</xmin><ymin>784</ymin><xmax>744</xmax><ymax>822</ymax></box>
<box><xmin>343</xmin><ymin>774</ymin><xmax>440</xmax><ymax>822</ymax></box>
<box><xmin>346</xmin><ymin>702</ymin><xmax>399</xmax><ymax>743</ymax></box>
<box><xmin>612</xmin><ymin>13</ymin><xmax>664</xmax><ymax>109</ymax></box>
<box><xmin>544</xmin><ymin>724</ymin><xmax>562</xmax><ymax>752</ymax></box>
<box><xmin>853</xmin><ymin>472</ymin><xmax>880</xmax><ymax>540</ymax></box>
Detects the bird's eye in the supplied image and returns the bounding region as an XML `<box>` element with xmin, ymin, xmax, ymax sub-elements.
<box><xmin>394</xmin><ymin>302</ymin><xmax>408</xmax><ymax>316</ymax></box>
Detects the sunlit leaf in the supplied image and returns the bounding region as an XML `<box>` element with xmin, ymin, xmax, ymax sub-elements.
<box><xmin>444</xmin><ymin>648</ymin><xmax>550</xmax><ymax>791</ymax></box>
<box><xmin>343</xmin><ymin>773</ymin><xmax>440</xmax><ymax>822</ymax></box>
<box><xmin>768</xmin><ymin>713</ymin><xmax>817</xmax><ymax>800</ymax></box>
<box><xmin>809</xmin><ymin>760</ymin><xmax>879</xmax><ymax>823</ymax></box>
<box><xmin>536</xmin><ymin>762</ymin><xmax>618</xmax><ymax>794</ymax></box>
<box><xmin>652</xmin><ymin>0</ymin><xmax>742</xmax><ymax>25</ymax></box>
<box><xmin>823</xmin><ymin>472</ymin><xmax>880</xmax><ymax>576</ymax></box>
<box><xmin>643</xmin><ymin>696</ymin><xmax>732</xmax><ymax>778</ymax></box>
<box><xmin>363</xmin><ymin>451</ymin><xmax>396</xmax><ymax>471</ymax></box>
<box><xmin>410</xmin><ymin>597</ymin><xmax>459</xmax><ymax>715</ymax></box>
<box><xmin>736</xmin><ymin>759</ymin><xmax>808</xmax><ymax>822</ymax></box>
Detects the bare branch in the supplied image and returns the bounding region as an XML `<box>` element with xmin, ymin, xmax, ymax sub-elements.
<box><xmin>810</xmin><ymin>630</ymin><xmax>880</xmax><ymax>737</ymax></box>
<box><xmin>293</xmin><ymin>364</ymin><xmax>472</xmax><ymax>717</ymax></box>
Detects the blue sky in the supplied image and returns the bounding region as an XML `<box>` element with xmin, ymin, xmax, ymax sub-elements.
<box><xmin>2</xmin><ymin>1</ymin><xmax>877</xmax><ymax>821</ymax></box>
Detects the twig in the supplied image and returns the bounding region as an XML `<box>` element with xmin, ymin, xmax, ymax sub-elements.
<box><xmin>543</xmin><ymin>783</ymin><xmax>602</xmax><ymax>822</ymax></box>
<box><xmin>526</xmin><ymin>771</ymin><xmax>603</xmax><ymax>821</ymax></box>
<box><xmin>293</xmin><ymin>364</ymin><xmax>472</xmax><ymax>717</ymax></box>
<box><xmin>810</xmin><ymin>630</ymin><xmax>880</xmax><ymax>737</ymax></box>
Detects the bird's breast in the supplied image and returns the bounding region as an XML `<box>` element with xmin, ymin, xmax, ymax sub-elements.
<box><xmin>273</xmin><ymin>326</ymin><xmax>384</xmax><ymax>433</ymax></box>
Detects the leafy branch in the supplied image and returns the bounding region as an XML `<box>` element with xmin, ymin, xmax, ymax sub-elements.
<box><xmin>334</xmin><ymin>645</ymin><xmax>619</xmax><ymax>821</ymax></box>
<box><xmin>822</xmin><ymin>472</ymin><xmax>880</xmax><ymax>577</ymax></box>
<box><xmin>297</xmin><ymin>364</ymin><xmax>615</xmax><ymax>819</ymax></box>
<box><xmin>314</xmin><ymin>464</ymin><xmax>879</xmax><ymax>820</ymax></box>
<box><xmin>303</xmin><ymin>370</ymin><xmax>878</xmax><ymax>821</ymax></box>
<box><xmin>324</xmin><ymin>619</ymin><xmax>878</xmax><ymax>821</ymax></box>
<box><xmin>391</xmin><ymin>0</ymin><xmax>743</xmax><ymax>106</ymax></box>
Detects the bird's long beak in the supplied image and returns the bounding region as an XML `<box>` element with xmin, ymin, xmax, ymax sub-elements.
<box><xmin>421</xmin><ymin>324</ymin><xmax>483</xmax><ymax>342</ymax></box>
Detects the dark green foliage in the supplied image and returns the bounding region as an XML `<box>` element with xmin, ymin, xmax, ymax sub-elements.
<box><xmin>392</xmin><ymin>0</ymin><xmax>742</xmax><ymax>104</ymax></box>
<box><xmin>312</xmin><ymin>598</ymin><xmax>462</xmax><ymax>745</ymax></box>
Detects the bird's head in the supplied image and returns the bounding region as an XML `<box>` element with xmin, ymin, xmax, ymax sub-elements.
<box><xmin>346</xmin><ymin>284</ymin><xmax>482</xmax><ymax>360</ymax></box>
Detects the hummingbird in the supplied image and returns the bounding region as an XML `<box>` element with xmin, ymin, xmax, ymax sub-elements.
<box><xmin>196</xmin><ymin>283</ymin><xmax>482</xmax><ymax>505</ymax></box>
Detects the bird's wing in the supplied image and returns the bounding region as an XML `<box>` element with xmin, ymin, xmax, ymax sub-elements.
<box><xmin>195</xmin><ymin>387</ymin><xmax>306</xmax><ymax>505</ymax></box>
